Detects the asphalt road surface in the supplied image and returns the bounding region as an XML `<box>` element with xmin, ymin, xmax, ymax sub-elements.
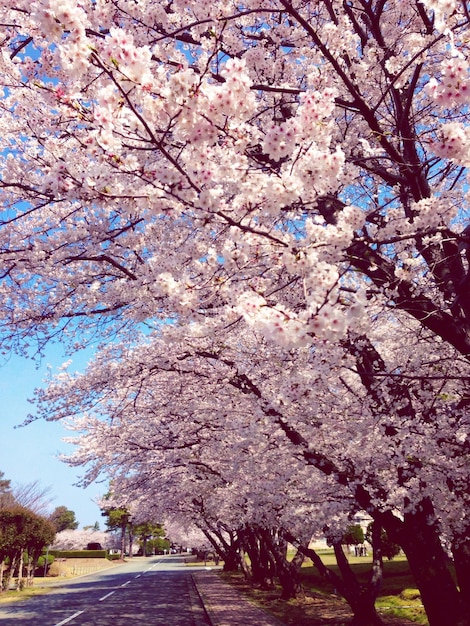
<box><xmin>0</xmin><ymin>555</ymin><xmax>210</xmax><ymax>625</ymax></box>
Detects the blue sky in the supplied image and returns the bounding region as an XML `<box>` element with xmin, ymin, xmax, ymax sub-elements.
<box><xmin>0</xmin><ymin>347</ymin><xmax>105</xmax><ymax>528</ymax></box>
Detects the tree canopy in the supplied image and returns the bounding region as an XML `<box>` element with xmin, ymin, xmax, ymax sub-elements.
<box><xmin>0</xmin><ymin>505</ymin><xmax>55</xmax><ymax>591</ymax></box>
<box><xmin>0</xmin><ymin>472</ymin><xmax>14</xmax><ymax>510</ymax></box>
<box><xmin>49</xmin><ymin>506</ymin><xmax>79</xmax><ymax>532</ymax></box>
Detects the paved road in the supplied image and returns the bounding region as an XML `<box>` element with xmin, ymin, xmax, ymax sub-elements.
<box><xmin>0</xmin><ymin>555</ymin><xmax>209</xmax><ymax>626</ymax></box>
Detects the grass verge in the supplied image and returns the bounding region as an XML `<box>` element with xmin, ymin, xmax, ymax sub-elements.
<box><xmin>0</xmin><ymin>586</ymin><xmax>51</xmax><ymax>605</ymax></box>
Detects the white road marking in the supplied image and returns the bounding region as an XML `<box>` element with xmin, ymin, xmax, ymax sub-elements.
<box><xmin>144</xmin><ymin>561</ymin><xmax>161</xmax><ymax>573</ymax></box>
<box><xmin>99</xmin><ymin>591</ymin><xmax>116</xmax><ymax>601</ymax></box>
<box><xmin>135</xmin><ymin>574</ymin><xmax>141</xmax><ymax>578</ymax></box>
<box><xmin>54</xmin><ymin>611</ymin><xmax>85</xmax><ymax>626</ymax></box>
<box><xmin>120</xmin><ymin>580</ymin><xmax>131</xmax><ymax>587</ymax></box>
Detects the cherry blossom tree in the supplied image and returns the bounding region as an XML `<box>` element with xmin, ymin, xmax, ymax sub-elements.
<box><xmin>32</xmin><ymin>318</ymin><xmax>468</xmax><ymax>624</ymax></box>
<box><xmin>51</xmin><ymin>528</ymin><xmax>114</xmax><ymax>551</ymax></box>
<box><xmin>1</xmin><ymin>1</ymin><xmax>470</xmax><ymax>624</ymax></box>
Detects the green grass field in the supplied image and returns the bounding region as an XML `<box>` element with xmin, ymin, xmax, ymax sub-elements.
<box><xmin>300</xmin><ymin>552</ymin><xmax>416</xmax><ymax>593</ymax></box>
<box><xmin>298</xmin><ymin>551</ymin><xmax>428</xmax><ymax>624</ymax></box>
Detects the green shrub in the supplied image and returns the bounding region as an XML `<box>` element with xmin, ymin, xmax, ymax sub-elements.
<box><xmin>400</xmin><ymin>588</ymin><xmax>421</xmax><ymax>601</ymax></box>
<box><xmin>37</xmin><ymin>554</ymin><xmax>55</xmax><ymax>567</ymax></box>
<box><xmin>35</xmin><ymin>554</ymin><xmax>55</xmax><ymax>576</ymax></box>
<box><xmin>107</xmin><ymin>553</ymin><xmax>121</xmax><ymax>561</ymax></box>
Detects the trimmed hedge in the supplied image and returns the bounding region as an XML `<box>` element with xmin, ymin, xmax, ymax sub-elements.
<box><xmin>46</xmin><ymin>550</ymin><xmax>108</xmax><ymax>559</ymax></box>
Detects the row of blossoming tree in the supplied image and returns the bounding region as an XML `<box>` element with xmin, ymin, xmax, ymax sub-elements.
<box><xmin>1</xmin><ymin>0</ymin><xmax>470</xmax><ymax>624</ymax></box>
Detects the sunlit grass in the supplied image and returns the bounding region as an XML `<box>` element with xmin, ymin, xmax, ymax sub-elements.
<box><xmin>376</xmin><ymin>594</ymin><xmax>427</xmax><ymax>625</ymax></box>
<box><xmin>300</xmin><ymin>553</ymin><xmax>417</xmax><ymax>596</ymax></box>
<box><xmin>0</xmin><ymin>586</ymin><xmax>51</xmax><ymax>604</ymax></box>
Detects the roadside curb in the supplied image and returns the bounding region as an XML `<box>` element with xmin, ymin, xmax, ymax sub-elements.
<box><xmin>190</xmin><ymin>572</ymin><xmax>214</xmax><ymax>626</ymax></box>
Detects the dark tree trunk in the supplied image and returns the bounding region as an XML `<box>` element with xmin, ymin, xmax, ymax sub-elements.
<box><xmin>258</xmin><ymin>529</ymin><xmax>277</xmax><ymax>587</ymax></box>
<box><xmin>380</xmin><ymin>502</ymin><xmax>469</xmax><ymax>626</ymax></box>
<box><xmin>119</xmin><ymin>524</ymin><xmax>126</xmax><ymax>558</ymax></box>
<box><xmin>333</xmin><ymin>543</ymin><xmax>383</xmax><ymax>626</ymax></box>
<box><xmin>16</xmin><ymin>548</ymin><xmax>24</xmax><ymax>591</ymax></box>
<box><xmin>258</xmin><ymin>527</ymin><xmax>303</xmax><ymax>600</ymax></box>
<box><xmin>285</xmin><ymin>548</ymin><xmax>306</xmax><ymax>599</ymax></box>
<box><xmin>403</xmin><ymin>535</ymin><xmax>468</xmax><ymax>626</ymax></box>
<box><xmin>349</xmin><ymin>602</ymin><xmax>383</xmax><ymax>626</ymax></box>
<box><xmin>277</xmin><ymin>568</ymin><xmax>301</xmax><ymax>600</ymax></box>
<box><xmin>452</xmin><ymin>533</ymin><xmax>470</xmax><ymax>616</ymax></box>
<box><xmin>239</xmin><ymin>546</ymin><xmax>252</xmax><ymax>581</ymax></box>
<box><xmin>221</xmin><ymin>545</ymin><xmax>241</xmax><ymax>572</ymax></box>
<box><xmin>128</xmin><ymin>523</ymin><xmax>134</xmax><ymax>557</ymax></box>
<box><xmin>242</xmin><ymin>526</ymin><xmax>273</xmax><ymax>588</ymax></box>
<box><xmin>284</xmin><ymin>531</ymin><xmax>383</xmax><ymax>624</ymax></box>
<box><xmin>200</xmin><ymin>524</ymin><xmax>241</xmax><ymax>571</ymax></box>
<box><xmin>4</xmin><ymin>554</ymin><xmax>17</xmax><ymax>593</ymax></box>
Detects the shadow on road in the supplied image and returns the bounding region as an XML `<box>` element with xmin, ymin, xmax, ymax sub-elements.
<box><xmin>0</xmin><ymin>556</ymin><xmax>209</xmax><ymax>626</ymax></box>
